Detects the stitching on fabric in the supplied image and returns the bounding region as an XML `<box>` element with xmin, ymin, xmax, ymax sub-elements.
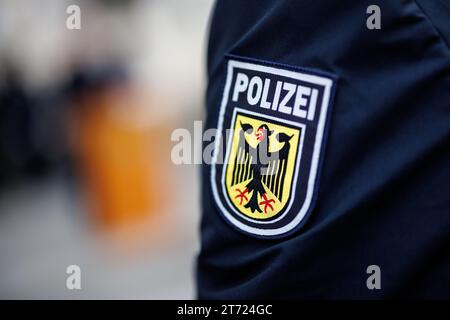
<box><xmin>413</xmin><ymin>0</ymin><xmax>450</xmax><ymax>54</ymax></box>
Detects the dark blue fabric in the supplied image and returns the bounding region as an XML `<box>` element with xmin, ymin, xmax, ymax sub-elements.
<box><xmin>198</xmin><ymin>0</ymin><xmax>450</xmax><ymax>299</ymax></box>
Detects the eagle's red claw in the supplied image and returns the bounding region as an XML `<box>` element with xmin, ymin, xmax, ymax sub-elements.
<box><xmin>235</xmin><ymin>188</ymin><xmax>249</xmax><ymax>205</ymax></box>
<box><xmin>259</xmin><ymin>193</ymin><xmax>275</xmax><ymax>213</ymax></box>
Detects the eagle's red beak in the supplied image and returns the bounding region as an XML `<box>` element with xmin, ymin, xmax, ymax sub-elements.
<box><xmin>256</xmin><ymin>128</ymin><xmax>265</xmax><ymax>141</ymax></box>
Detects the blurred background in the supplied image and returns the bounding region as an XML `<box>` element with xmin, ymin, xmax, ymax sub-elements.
<box><xmin>0</xmin><ymin>0</ymin><xmax>212</xmax><ymax>299</ymax></box>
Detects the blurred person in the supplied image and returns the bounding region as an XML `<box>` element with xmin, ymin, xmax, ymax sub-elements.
<box><xmin>0</xmin><ymin>64</ymin><xmax>59</xmax><ymax>185</ymax></box>
<box><xmin>198</xmin><ymin>0</ymin><xmax>450</xmax><ymax>299</ymax></box>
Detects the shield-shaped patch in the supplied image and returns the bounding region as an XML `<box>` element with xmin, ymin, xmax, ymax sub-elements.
<box><xmin>211</xmin><ymin>56</ymin><xmax>336</xmax><ymax>238</ymax></box>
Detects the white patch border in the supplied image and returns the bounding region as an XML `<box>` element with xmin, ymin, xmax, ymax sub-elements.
<box><xmin>211</xmin><ymin>59</ymin><xmax>334</xmax><ymax>237</ymax></box>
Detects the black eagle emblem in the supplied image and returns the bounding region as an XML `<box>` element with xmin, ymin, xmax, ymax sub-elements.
<box><xmin>232</xmin><ymin>122</ymin><xmax>293</xmax><ymax>214</ymax></box>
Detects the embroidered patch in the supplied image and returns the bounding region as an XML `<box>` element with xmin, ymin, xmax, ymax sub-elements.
<box><xmin>211</xmin><ymin>56</ymin><xmax>336</xmax><ymax>238</ymax></box>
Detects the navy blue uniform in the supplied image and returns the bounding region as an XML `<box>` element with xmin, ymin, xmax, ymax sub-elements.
<box><xmin>198</xmin><ymin>0</ymin><xmax>450</xmax><ymax>299</ymax></box>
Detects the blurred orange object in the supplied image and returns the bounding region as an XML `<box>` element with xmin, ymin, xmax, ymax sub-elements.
<box><xmin>70</xmin><ymin>82</ymin><xmax>171</xmax><ymax>241</ymax></box>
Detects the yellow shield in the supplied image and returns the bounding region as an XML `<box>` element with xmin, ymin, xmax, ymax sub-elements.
<box><xmin>225</xmin><ymin>113</ymin><xmax>300</xmax><ymax>220</ymax></box>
